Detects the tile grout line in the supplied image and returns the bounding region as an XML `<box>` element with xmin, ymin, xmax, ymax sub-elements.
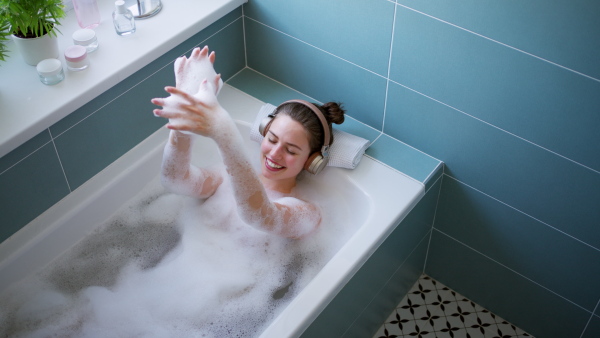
<box><xmin>422</xmin><ymin>174</ymin><xmax>444</xmax><ymax>273</ymax></box>
<box><xmin>0</xmin><ymin>140</ymin><xmax>53</xmax><ymax>177</ymax></box>
<box><xmin>433</xmin><ymin>227</ymin><xmax>593</xmax><ymax>314</ymax></box>
<box><xmin>47</xmin><ymin>129</ymin><xmax>72</xmax><ymax>193</ymax></box>
<box><xmin>396</xmin><ymin>3</ymin><xmax>600</xmax><ymax>84</ymax></box>
<box><xmin>444</xmin><ymin>174</ymin><xmax>600</xmax><ymax>253</ymax></box>
<box><xmin>421</xmin><ymin>161</ymin><xmax>444</xmax><ymax>186</ymax></box>
<box><xmin>380</xmin><ymin>3</ymin><xmax>398</xmax><ymax>142</ymax></box>
<box><xmin>241</xmin><ymin>6</ymin><xmax>248</xmax><ymax>68</ymax></box>
<box><xmin>579</xmin><ymin>297</ymin><xmax>600</xmax><ymax>338</ymax></box>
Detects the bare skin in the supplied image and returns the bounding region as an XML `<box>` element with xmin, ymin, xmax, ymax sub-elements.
<box><xmin>152</xmin><ymin>47</ymin><xmax>321</xmax><ymax>239</ymax></box>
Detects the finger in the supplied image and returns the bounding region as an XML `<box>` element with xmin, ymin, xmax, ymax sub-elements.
<box><xmin>209</xmin><ymin>51</ymin><xmax>216</xmax><ymax>64</ymax></box>
<box><xmin>213</xmin><ymin>74</ymin><xmax>221</xmax><ymax>91</ymax></box>
<box><xmin>151</xmin><ymin>97</ymin><xmax>166</xmax><ymax>106</ymax></box>
<box><xmin>200</xmin><ymin>46</ymin><xmax>209</xmax><ymax>57</ymax></box>
<box><xmin>165</xmin><ymin>86</ymin><xmax>197</xmax><ymax>103</ymax></box>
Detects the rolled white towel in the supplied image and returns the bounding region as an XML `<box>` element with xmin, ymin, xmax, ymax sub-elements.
<box><xmin>249</xmin><ymin>103</ymin><xmax>370</xmax><ymax>169</ymax></box>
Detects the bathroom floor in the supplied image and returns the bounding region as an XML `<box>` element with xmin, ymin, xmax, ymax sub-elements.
<box><xmin>373</xmin><ymin>275</ymin><xmax>532</xmax><ymax>338</ymax></box>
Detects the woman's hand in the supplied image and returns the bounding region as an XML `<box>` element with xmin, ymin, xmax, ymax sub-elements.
<box><xmin>152</xmin><ymin>75</ymin><xmax>228</xmax><ymax>139</ymax></box>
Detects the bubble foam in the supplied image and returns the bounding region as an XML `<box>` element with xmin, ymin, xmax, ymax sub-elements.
<box><xmin>0</xmin><ymin>168</ymin><xmax>355</xmax><ymax>337</ymax></box>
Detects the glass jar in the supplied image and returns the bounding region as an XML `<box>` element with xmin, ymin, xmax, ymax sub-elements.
<box><xmin>72</xmin><ymin>29</ymin><xmax>98</xmax><ymax>53</ymax></box>
<box><xmin>64</xmin><ymin>45</ymin><xmax>89</xmax><ymax>71</ymax></box>
<box><xmin>36</xmin><ymin>58</ymin><xmax>65</xmax><ymax>85</ymax></box>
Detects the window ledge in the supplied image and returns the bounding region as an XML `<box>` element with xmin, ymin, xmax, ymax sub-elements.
<box><xmin>0</xmin><ymin>0</ymin><xmax>246</xmax><ymax>158</ymax></box>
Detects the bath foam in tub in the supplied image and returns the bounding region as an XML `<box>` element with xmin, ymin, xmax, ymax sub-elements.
<box><xmin>0</xmin><ymin>161</ymin><xmax>356</xmax><ymax>337</ymax></box>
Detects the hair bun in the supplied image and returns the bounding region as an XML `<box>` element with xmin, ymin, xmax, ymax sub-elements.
<box><xmin>321</xmin><ymin>102</ymin><xmax>345</xmax><ymax>125</ymax></box>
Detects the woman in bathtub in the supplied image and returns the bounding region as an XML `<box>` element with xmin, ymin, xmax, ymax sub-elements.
<box><xmin>151</xmin><ymin>46</ymin><xmax>344</xmax><ymax>239</ymax></box>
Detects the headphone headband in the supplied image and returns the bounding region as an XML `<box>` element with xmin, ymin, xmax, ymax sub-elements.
<box><xmin>280</xmin><ymin>99</ymin><xmax>331</xmax><ymax>150</ymax></box>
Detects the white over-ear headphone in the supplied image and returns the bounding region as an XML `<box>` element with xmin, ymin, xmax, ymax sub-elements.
<box><xmin>258</xmin><ymin>100</ymin><xmax>331</xmax><ymax>175</ymax></box>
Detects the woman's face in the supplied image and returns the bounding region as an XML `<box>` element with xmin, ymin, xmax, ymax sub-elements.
<box><xmin>260</xmin><ymin>114</ymin><xmax>311</xmax><ymax>192</ymax></box>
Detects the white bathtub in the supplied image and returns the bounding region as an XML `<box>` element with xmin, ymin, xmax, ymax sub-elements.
<box><xmin>0</xmin><ymin>85</ymin><xmax>424</xmax><ymax>337</ymax></box>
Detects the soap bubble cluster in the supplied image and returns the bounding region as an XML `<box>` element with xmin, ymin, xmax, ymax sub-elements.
<box><xmin>0</xmin><ymin>165</ymin><xmax>358</xmax><ymax>337</ymax></box>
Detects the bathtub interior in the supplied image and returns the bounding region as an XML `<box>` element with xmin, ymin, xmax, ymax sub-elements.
<box><xmin>0</xmin><ymin>85</ymin><xmax>425</xmax><ymax>337</ymax></box>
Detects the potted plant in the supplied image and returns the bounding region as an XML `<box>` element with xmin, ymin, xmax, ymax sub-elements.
<box><xmin>0</xmin><ymin>0</ymin><xmax>66</xmax><ymax>65</ymax></box>
<box><xmin>0</xmin><ymin>18</ymin><xmax>10</xmax><ymax>62</ymax></box>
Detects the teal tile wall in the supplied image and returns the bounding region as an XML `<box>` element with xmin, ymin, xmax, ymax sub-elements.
<box><xmin>243</xmin><ymin>0</ymin><xmax>600</xmax><ymax>337</ymax></box>
<box><xmin>244</xmin><ymin>18</ymin><xmax>388</xmax><ymax>130</ymax></box>
<box><xmin>395</xmin><ymin>0</ymin><xmax>600</xmax><ymax>80</ymax></box>
<box><xmin>244</xmin><ymin>0</ymin><xmax>395</xmax><ymax>76</ymax></box>
<box><xmin>426</xmin><ymin>230</ymin><xmax>592</xmax><ymax>338</ymax></box>
<box><xmin>0</xmin><ymin>7</ymin><xmax>246</xmax><ymax>243</ymax></box>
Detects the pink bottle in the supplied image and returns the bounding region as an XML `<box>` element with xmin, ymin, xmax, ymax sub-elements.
<box><xmin>72</xmin><ymin>0</ymin><xmax>101</xmax><ymax>29</ymax></box>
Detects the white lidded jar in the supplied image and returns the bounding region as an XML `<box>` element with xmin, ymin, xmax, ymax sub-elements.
<box><xmin>36</xmin><ymin>58</ymin><xmax>65</xmax><ymax>85</ymax></box>
<box><xmin>113</xmin><ymin>1</ymin><xmax>136</xmax><ymax>36</ymax></box>
<box><xmin>64</xmin><ymin>45</ymin><xmax>89</xmax><ymax>71</ymax></box>
<box><xmin>72</xmin><ymin>29</ymin><xmax>98</xmax><ymax>53</ymax></box>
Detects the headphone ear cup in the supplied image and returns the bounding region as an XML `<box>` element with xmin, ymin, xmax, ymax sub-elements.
<box><xmin>258</xmin><ymin>115</ymin><xmax>274</xmax><ymax>136</ymax></box>
<box><xmin>304</xmin><ymin>152</ymin><xmax>328</xmax><ymax>175</ymax></box>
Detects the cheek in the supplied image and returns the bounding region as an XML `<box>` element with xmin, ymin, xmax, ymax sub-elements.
<box><xmin>287</xmin><ymin>153</ymin><xmax>309</xmax><ymax>170</ymax></box>
<box><xmin>260</xmin><ymin>140</ymin><xmax>270</xmax><ymax>155</ymax></box>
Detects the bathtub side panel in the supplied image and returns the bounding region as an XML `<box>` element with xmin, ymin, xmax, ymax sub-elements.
<box><xmin>300</xmin><ymin>177</ymin><xmax>441</xmax><ymax>337</ymax></box>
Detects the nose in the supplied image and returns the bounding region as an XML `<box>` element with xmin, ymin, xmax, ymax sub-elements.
<box><xmin>269</xmin><ymin>143</ymin><xmax>284</xmax><ymax>160</ymax></box>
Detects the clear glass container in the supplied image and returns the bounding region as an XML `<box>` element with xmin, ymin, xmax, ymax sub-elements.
<box><xmin>113</xmin><ymin>1</ymin><xmax>136</xmax><ymax>36</ymax></box>
<box><xmin>36</xmin><ymin>59</ymin><xmax>65</xmax><ymax>85</ymax></box>
<box><xmin>73</xmin><ymin>29</ymin><xmax>98</xmax><ymax>53</ymax></box>
<box><xmin>64</xmin><ymin>45</ymin><xmax>89</xmax><ymax>71</ymax></box>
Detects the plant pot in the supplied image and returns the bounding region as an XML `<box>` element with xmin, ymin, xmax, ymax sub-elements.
<box><xmin>12</xmin><ymin>33</ymin><xmax>59</xmax><ymax>66</ymax></box>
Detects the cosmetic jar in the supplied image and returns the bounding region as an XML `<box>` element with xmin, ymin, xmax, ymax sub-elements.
<box><xmin>72</xmin><ymin>29</ymin><xmax>98</xmax><ymax>53</ymax></box>
<box><xmin>64</xmin><ymin>45</ymin><xmax>89</xmax><ymax>71</ymax></box>
<box><xmin>36</xmin><ymin>58</ymin><xmax>65</xmax><ymax>85</ymax></box>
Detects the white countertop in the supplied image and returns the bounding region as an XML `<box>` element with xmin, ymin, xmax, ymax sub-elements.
<box><xmin>0</xmin><ymin>0</ymin><xmax>246</xmax><ymax>158</ymax></box>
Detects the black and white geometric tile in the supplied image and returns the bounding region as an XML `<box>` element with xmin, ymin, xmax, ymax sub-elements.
<box><xmin>373</xmin><ymin>274</ymin><xmax>532</xmax><ymax>338</ymax></box>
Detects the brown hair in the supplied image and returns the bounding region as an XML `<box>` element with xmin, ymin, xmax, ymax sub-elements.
<box><xmin>274</xmin><ymin>101</ymin><xmax>345</xmax><ymax>153</ymax></box>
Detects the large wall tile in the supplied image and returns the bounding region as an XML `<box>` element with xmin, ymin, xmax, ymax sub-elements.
<box><xmin>385</xmin><ymin>82</ymin><xmax>600</xmax><ymax>249</ymax></box>
<box><xmin>396</xmin><ymin>0</ymin><xmax>600</xmax><ymax>80</ymax></box>
<box><xmin>245</xmin><ymin>19</ymin><xmax>387</xmax><ymax>130</ymax></box>
<box><xmin>0</xmin><ymin>131</ymin><xmax>51</xmax><ymax>174</ymax></box>
<box><xmin>244</xmin><ymin>0</ymin><xmax>395</xmax><ymax>76</ymax></box>
<box><xmin>582</xmin><ymin>315</ymin><xmax>600</xmax><ymax>338</ymax></box>
<box><xmin>436</xmin><ymin>176</ymin><xmax>600</xmax><ymax>311</ymax></box>
<box><xmin>426</xmin><ymin>230</ymin><xmax>592</xmax><ymax>337</ymax></box>
<box><xmin>390</xmin><ymin>6</ymin><xmax>600</xmax><ymax>172</ymax></box>
<box><xmin>53</xmin><ymin>68</ymin><xmax>170</xmax><ymax>190</ymax></box>
<box><xmin>0</xmin><ymin>142</ymin><xmax>70</xmax><ymax>242</ymax></box>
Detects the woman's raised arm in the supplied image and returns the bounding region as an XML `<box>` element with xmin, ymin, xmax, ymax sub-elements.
<box><xmin>152</xmin><ymin>82</ymin><xmax>320</xmax><ymax>238</ymax></box>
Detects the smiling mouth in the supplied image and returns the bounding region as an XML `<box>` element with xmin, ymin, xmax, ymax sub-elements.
<box><xmin>265</xmin><ymin>158</ymin><xmax>285</xmax><ymax>170</ymax></box>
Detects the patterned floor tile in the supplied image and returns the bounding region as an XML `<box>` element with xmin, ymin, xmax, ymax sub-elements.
<box><xmin>374</xmin><ymin>275</ymin><xmax>532</xmax><ymax>338</ymax></box>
